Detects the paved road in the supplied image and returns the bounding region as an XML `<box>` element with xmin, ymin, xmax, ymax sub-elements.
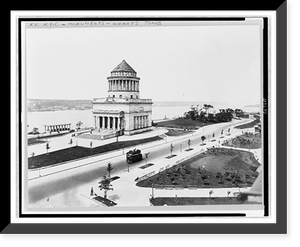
<box><xmin>28</xmin><ymin>118</ymin><xmax>254</xmax><ymax>205</ymax></box>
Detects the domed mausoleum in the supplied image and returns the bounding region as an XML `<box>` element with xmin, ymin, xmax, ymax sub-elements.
<box><xmin>92</xmin><ymin>60</ymin><xmax>153</xmax><ymax>137</ymax></box>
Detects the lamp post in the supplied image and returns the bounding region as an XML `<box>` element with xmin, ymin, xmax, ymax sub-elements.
<box><xmin>151</xmin><ymin>184</ymin><xmax>154</xmax><ymax>198</ymax></box>
<box><xmin>145</xmin><ymin>152</ymin><xmax>150</xmax><ymax>165</ymax></box>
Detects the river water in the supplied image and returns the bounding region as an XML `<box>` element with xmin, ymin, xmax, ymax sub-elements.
<box><xmin>27</xmin><ymin>105</ymin><xmax>260</xmax><ymax>133</ymax></box>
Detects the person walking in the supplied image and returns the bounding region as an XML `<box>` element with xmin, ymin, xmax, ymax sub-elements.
<box><xmin>90</xmin><ymin>187</ymin><xmax>94</xmax><ymax>196</ymax></box>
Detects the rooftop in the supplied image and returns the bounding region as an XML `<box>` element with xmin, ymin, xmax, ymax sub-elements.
<box><xmin>111</xmin><ymin>60</ymin><xmax>136</xmax><ymax>74</ymax></box>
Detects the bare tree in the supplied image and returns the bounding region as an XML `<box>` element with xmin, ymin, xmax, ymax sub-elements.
<box><xmin>107</xmin><ymin>162</ymin><xmax>114</xmax><ymax>178</ymax></box>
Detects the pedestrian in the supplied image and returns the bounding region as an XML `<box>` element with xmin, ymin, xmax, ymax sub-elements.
<box><xmin>90</xmin><ymin>187</ymin><xmax>94</xmax><ymax>196</ymax></box>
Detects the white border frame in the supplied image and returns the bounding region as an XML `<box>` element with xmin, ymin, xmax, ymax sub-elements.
<box><xmin>10</xmin><ymin>10</ymin><xmax>277</xmax><ymax>225</ymax></box>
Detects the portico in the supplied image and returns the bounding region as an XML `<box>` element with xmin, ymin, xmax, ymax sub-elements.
<box><xmin>93</xmin><ymin>110</ymin><xmax>124</xmax><ymax>131</ymax></box>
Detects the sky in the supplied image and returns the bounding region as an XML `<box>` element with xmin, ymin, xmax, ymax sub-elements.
<box><xmin>25</xmin><ymin>20</ymin><xmax>262</xmax><ymax>107</ymax></box>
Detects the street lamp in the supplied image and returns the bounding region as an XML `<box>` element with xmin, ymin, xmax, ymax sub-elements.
<box><xmin>145</xmin><ymin>152</ymin><xmax>150</xmax><ymax>165</ymax></box>
<box><xmin>151</xmin><ymin>183</ymin><xmax>154</xmax><ymax>198</ymax></box>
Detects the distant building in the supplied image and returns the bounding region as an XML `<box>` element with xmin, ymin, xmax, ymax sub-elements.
<box><xmin>92</xmin><ymin>60</ymin><xmax>153</xmax><ymax>136</ymax></box>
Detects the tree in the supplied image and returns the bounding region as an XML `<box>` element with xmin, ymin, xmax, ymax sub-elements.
<box><xmin>203</xmin><ymin>104</ymin><xmax>214</xmax><ymax>114</ymax></box>
<box><xmin>107</xmin><ymin>162</ymin><xmax>113</xmax><ymax>178</ymax></box>
<box><xmin>170</xmin><ymin>143</ymin><xmax>174</xmax><ymax>156</ymax></box>
<box><xmin>235</xmin><ymin>109</ymin><xmax>244</xmax><ymax>117</ymax></box>
<box><xmin>201</xmin><ymin>135</ymin><xmax>206</xmax><ymax>144</ymax></box>
<box><xmin>216</xmin><ymin>172</ymin><xmax>223</xmax><ymax>183</ymax></box>
<box><xmin>98</xmin><ymin>176</ymin><xmax>113</xmax><ymax>199</ymax></box>
<box><xmin>226</xmin><ymin>108</ymin><xmax>234</xmax><ymax>114</ymax></box>
<box><xmin>31</xmin><ymin>152</ymin><xmax>35</xmax><ymax>167</ymax></box>
<box><xmin>245</xmin><ymin>174</ymin><xmax>250</xmax><ymax>184</ymax></box>
<box><xmin>201</xmin><ymin>173</ymin><xmax>208</xmax><ymax>183</ymax></box>
<box><xmin>187</xmin><ymin>139</ymin><xmax>191</xmax><ymax>150</ymax></box>
<box><xmin>76</xmin><ymin>121</ymin><xmax>83</xmax><ymax>130</ymax></box>
<box><xmin>68</xmin><ymin>138</ymin><xmax>73</xmax><ymax>148</ymax></box>
<box><xmin>46</xmin><ymin>143</ymin><xmax>50</xmax><ymax>154</ymax></box>
<box><xmin>207</xmin><ymin>113</ymin><xmax>216</xmax><ymax>122</ymax></box>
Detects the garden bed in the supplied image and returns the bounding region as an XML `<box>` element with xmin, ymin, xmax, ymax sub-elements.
<box><xmin>139</xmin><ymin>163</ymin><xmax>154</xmax><ymax>169</ymax></box>
<box><xmin>165</xmin><ymin>154</ymin><xmax>177</xmax><ymax>159</ymax></box>
<box><xmin>234</xmin><ymin>119</ymin><xmax>260</xmax><ymax>129</ymax></box>
<box><xmin>150</xmin><ymin>197</ymin><xmax>260</xmax><ymax>206</ymax></box>
<box><xmin>223</xmin><ymin>133</ymin><xmax>261</xmax><ymax>149</ymax></box>
<box><xmin>93</xmin><ymin>196</ymin><xmax>117</xmax><ymax>207</ymax></box>
<box><xmin>136</xmin><ymin>148</ymin><xmax>260</xmax><ymax>189</ymax></box>
<box><xmin>156</xmin><ymin>118</ymin><xmax>216</xmax><ymax>130</ymax></box>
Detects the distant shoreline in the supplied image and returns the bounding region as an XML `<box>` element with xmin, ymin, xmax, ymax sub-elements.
<box><xmin>27</xmin><ymin>98</ymin><xmax>259</xmax><ymax>112</ymax></box>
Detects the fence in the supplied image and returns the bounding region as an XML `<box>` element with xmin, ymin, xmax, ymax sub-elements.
<box><xmin>135</xmin><ymin>149</ymin><xmax>205</xmax><ymax>183</ymax></box>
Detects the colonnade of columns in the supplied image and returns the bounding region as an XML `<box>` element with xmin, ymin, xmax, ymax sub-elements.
<box><xmin>45</xmin><ymin>124</ymin><xmax>71</xmax><ymax>132</ymax></box>
<box><xmin>134</xmin><ymin>115</ymin><xmax>149</xmax><ymax>130</ymax></box>
<box><xmin>94</xmin><ymin>116</ymin><xmax>122</xmax><ymax>130</ymax></box>
<box><xmin>108</xmin><ymin>79</ymin><xmax>139</xmax><ymax>92</ymax></box>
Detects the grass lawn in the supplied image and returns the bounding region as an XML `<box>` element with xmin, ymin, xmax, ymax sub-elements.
<box><xmin>28</xmin><ymin>136</ymin><xmax>162</xmax><ymax>169</ymax></box>
<box><xmin>156</xmin><ymin>118</ymin><xmax>216</xmax><ymax>130</ymax></box>
<box><xmin>234</xmin><ymin>119</ymin><xmax>260</xmax><ymax>129</ymax></box>
<box><xmin>150</xmin><ymin>197</ymin><xmax>260</xmax><ymax>206</ymax></box>
<box><xmin>136</xmin><ymin>148</ymin><xmax>260</xmax><ymax>189</ymax></box>
<box><xmin>165</xmin><ymin>128</ymin><xmax>194</xmax><ymax>136</ymax></box>
<box><xmin>223</xmin><ymin>133</ymin><xmax>261</xmax><ymax>149</ymax></box>
<box><xmin>93</xmin><ymin>196</ymin><xmax>117</xmax><ymax>207</ymax></box>
<box><xmin>28</xmin><ymin>138</ymin><xmax>47</xmax><ymax>146</ymax></box>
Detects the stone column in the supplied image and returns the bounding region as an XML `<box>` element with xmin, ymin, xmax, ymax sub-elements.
<box><xmin>112</xmin><ymin>117</ymin><xmax>115</xmax><ymax>130</ymax></box>
<box><xmin>138</xmin><ymin>116</ymin><xmax>141</xmax><ymax>129</ymax></box>
<box><xmin>109</xmin><ymin>116</ymin><xmax>112</xmax><ymax>129</ymax></box>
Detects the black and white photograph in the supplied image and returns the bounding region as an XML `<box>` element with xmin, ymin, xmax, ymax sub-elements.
<box><xmin>6</xmin><ymin>6</ymin><xmax>288</xmax><ymax>235</ymax></box>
